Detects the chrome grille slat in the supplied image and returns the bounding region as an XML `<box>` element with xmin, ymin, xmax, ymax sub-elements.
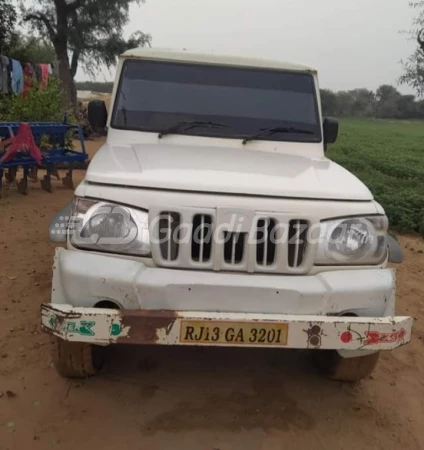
<box><xmin>191</xmin><ymin>214</ymin><xmax>213</xmax><ymax>263</ymax></box>
<box><xmin>167</xmin><ymin>214</ymin><xmax>172</xmax><ymax>262</ymax></box>
<box><xmin>231</xmin><ymin>233</ymin><xmax>237</xmax><ymax>265</ymax></box>
<box><xmin>199</xmin><ymin>214</ymin><xmax>205</xmax><ymax>262</ymax></box>
<box><xmin>223</xmin><ymin>232</ymin><xmax>245</xmax><ymax>265</ymax></box>
<box><xmin>288</xmin><ymin>219</ymin><xmax>308</xmax><ymax>268</ymax></box>
<box><xmin>256</xmin><ymin>218</ymin><xmax>277</xmax><ymax>267</ymax></box>
<box><xmin>293</xmin><ymin>219</ymin><xmax>300</xmax><ymax>267</ymax></box>
<box><xmin>263</xmin><ymin>218</ymin><xmax>269</xmax><ymax>266</ymax></box>
<box><xmin>158</xmin><ymin>212</ymin><xmax>181</xmax><ymax>262</ymax></box>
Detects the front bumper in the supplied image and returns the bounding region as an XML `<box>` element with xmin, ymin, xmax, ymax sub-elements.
<box><xmin>42</xmin><ymin>248</ymin><xmax>413</xmax><ymax>352</ymax></box>
<box><xmin>52</xmin><ymin>248</ymin><xmax>396</xmax><ymax>316</ymax></box>
<box><xmin>41</xmin><ymin>304</ymin><xmax>412</xmax><ymax>351</ymax></box>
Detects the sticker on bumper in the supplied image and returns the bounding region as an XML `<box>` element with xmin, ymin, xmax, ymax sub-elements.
<box><xmin>48</xmin><ymin>315</ymin><xmax>123</xmax><ymax>338</ymax></box>
<box><xmin>340</xmin><ymin>328</ymin><xmax>407</xmax><ymax>347</ymax></box>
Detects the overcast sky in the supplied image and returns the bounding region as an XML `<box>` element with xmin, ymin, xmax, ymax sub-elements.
<box><xmin>78</xmin><ymin>0</ymin><xmax>417</xmax><ymax>94</ymax></box>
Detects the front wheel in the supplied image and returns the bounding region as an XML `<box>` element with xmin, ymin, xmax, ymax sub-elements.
<box><xmin>315</xmin><ymin>351</ymin><xmax>380</xmax><ymax>382</ymax></box>
<box><xmin>53</xmin><ymin>337</ymin><xmax>104</xmax><ymax>378</ymax></box>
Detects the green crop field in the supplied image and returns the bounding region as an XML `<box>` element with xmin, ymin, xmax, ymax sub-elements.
<box><xmin>327</xmin><ymin>118</ymin><xmax>424</xmax><ymax>234</ymax></box>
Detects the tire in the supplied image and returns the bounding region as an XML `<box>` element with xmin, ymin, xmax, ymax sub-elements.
<box><xmin>53</xmin><ymin>337</ymin><xmax>104</xmax><ymax>378</ymax></box>
<box><xmin>314</xmin><ymin>351</ymin><xmax>380</xmax><ymax>382</ymax></box>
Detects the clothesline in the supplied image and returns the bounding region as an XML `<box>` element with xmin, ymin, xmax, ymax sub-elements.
<box><xmin>0</xmin><ymin>56</ymin><xmax>57</xmax><ymax>97</ymax></box>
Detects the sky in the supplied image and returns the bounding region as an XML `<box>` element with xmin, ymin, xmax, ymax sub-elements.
<box><xmin>78</xmin><ymin>0</ymin><xmax>417</xmax><ymax>94</ymax></box>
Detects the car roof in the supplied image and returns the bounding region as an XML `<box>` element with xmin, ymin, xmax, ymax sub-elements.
<box><xmin>121</xmin><ymin>47</ymin><xmax>317</xmax><ymax>74</ymax></box>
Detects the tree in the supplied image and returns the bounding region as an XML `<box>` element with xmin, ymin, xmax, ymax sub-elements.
<box><xmin>8</xmin><ymin>35</ymin><xmax>56</xmax><ymax>63</ymax></box>
<box><xmin>319</xmin><ymin>85</ymin><xmax>424</xmax><ymax>119</ymax></box>
<box><xmin>23</xmin><ymin>0</ymin><xmax>151</xmax><ymax>109</ymax></box>
<box><xmin>334</xmin><ymin>91</ymin><xmax>355</xmax><ymax>116</ymax></box>
<box><xmin>348</xmin><ymin>89</ymin><xmax>375</xmax><ymax>117</ymax></box>
<box><xmin>0</xmin><ymin>0</ymin><xmax>17</xmax><ymax>54</ymax></box>
<box><xmin>397</xmin><ymin>94</ymin><xmax>417</xmax><ymax>118</ymax></box>
<box><xmin>399</xmin><ymin>1</ymin><xmax>424</xmax><ymax>96</ymax></box>
<box><xmin>375</xmin><ymin>85</ymin><xmax>402</xmax><ymax>118</ymax></box>
<box><xmin>320</xmin><ymin>89</ymin><xmax>338</xmax><ymax>116</ymax></box>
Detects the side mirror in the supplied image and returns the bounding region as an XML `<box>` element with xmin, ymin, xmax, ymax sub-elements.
<box><xmin>88</xmin><ymin>100</ymin><xmax>107</xmax><ymax>129</ymax></box>
<box><xmin>323</xmin><ymin>117</ymin><xmax>339</xmax><ymax>145</ymax></box>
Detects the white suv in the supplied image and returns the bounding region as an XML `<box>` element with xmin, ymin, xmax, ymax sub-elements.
<box><xmin>44</xmin><ymin>48</ymin><xmax>411</xmax><ymax>382</ymax></box>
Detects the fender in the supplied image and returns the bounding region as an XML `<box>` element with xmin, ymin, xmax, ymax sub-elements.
<box><xmin>49</xmin><ymin>202</ymin><xmax>72</xmax><ymax>243</ymax></box>
<box><xmin>387</xmin><ymin>234</ymin><xmax>403</xmax><ymax>264</ymax></box>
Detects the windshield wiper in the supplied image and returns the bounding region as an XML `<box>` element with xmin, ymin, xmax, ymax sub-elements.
<box><xmin>242</xmin><ymin>126</ymin><xmax>314</xmax><ymax>144</ymax></box>
<box><xmin>158</xmin><ymin>121</ymin><xmax>229</xmax><ymax>139</ymax></box>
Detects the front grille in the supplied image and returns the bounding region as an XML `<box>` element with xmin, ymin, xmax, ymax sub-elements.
<box><xmin>151</xmin><ymin>208</ymin><xmax>314</xmax><ymax>274</ymax></box>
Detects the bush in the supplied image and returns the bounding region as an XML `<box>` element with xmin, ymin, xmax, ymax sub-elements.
<box><xmin>0</xmin><ymin>78</ymin><xmax>63</xmax><ymax>122</ymax></box>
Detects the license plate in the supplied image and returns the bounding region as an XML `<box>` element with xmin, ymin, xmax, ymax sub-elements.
<box><xmin>179</xmin><ymin>320</ymin><xmax>288</xmax><ymax>346</ymax></box>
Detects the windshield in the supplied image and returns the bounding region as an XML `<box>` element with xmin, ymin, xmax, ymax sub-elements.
<box><xmin>112</xmin><ymin>59</ymin><xmax>322</xmax><ymax>143</ymax></box>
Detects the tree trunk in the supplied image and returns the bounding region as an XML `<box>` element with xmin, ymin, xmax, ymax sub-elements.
<box><xmin>56</xmin><ymin>43</ymin><xmax>75</xmax><ymax>112</ymax></box>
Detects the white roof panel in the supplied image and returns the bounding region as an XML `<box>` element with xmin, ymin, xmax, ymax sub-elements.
<box><xmin>121</xmin><ymin>47</ymin><xmax>317</xmax><ymax>74</ymax></box>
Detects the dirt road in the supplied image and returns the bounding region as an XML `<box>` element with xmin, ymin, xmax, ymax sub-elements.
<box><xmin>0</xmin><ymin>139</ymin><xmax>423</xmax><ymax>449</ymax></box>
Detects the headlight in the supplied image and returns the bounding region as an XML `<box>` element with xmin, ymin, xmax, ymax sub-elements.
<box><xmin>315</xmin><ymin>216</ymin><xmax>388</xmax><ymax>265</ymax></box>
<box><xmin>70</xmin><ymin>197</ymin><xmax>150</xmax><ymax>256</ymax></box>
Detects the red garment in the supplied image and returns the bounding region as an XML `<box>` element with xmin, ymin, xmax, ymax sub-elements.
<box><xmin>0</xmin><ymin>123</ymin><xmax>42</xmax><ymax>165</ymax></box>
<box><xmin>40</xmin><ymin>64</ymin><xmax>49</xmax><ymax>88</ymax></box>
<box><xmin>23</xmin><ymin>63</ymin><xmax>33</xmax><ymax>99</ymax></box>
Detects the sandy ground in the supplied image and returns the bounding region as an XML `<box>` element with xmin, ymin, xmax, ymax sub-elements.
<box><xmin>0</xmin><ymin>138</ymin><xmax>423</xmax><ymax>450</ymax></box>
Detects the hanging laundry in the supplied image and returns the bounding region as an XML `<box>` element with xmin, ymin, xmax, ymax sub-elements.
<box><xmin>33</xmin><ymin>63</ymin><xmax>42</xmax><ymax>88</ymax></box>
<box><xmin>3</xmin><ymin>57</ymin><xmax>55</xmax><ymax>97</ymax></box>
<box><xmin>51</xmin><ymin>63</ymin><xmax>59</xmax><ymax>77</ymax></box>
<box><xmin>23</xmin><ymin>63</ymin><xmax>34</xmax><ymax>99</ymax></box>
<box><xmin>0</xmin><ymin>56</ymin><xmax>11</xmax><ymax>94</ymax></box>
<box><xmin>40</xmin><ymin>64</ymin><xmax>49</xmax><ymax>88</ymax></box>
<box><xmin>10</xmin><ymin>59</ymin><xmax>24</xmax><ymax>95</ymax></box>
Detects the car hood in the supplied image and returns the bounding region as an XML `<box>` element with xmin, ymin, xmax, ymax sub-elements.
<box><xmin>85</xmin><ymin>142</ymin><xmax>373</xmax><ymax>201</ymax></box>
